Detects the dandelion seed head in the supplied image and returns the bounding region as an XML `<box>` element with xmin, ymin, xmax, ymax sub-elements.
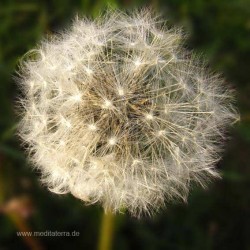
<box><xmin>17</xmin><ymin>9</ymin><xmax>238</xmax><ymax>217</ymax></box>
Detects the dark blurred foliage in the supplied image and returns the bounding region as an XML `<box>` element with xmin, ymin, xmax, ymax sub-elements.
<box><xmin>0</xmin><ymin>0</ymin><xmax>249</xmax><ymax>249</ymax></box>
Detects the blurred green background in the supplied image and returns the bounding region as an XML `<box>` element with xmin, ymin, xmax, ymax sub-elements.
<box><xmin>0</xmin><ymin>0</ymin><xmax>249</xmax><ymax>249</ymax></box>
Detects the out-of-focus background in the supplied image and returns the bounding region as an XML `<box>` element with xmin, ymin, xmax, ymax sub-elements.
<box><xmin>0</xmin><ymin>0</ymin><xmax>249</xmax><ymax>249</ymax></box>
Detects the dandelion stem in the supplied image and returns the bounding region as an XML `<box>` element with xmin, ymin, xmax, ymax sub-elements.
<box><xmin>98</xmin><ymin>210</ymin><xmax>115</xmax><ymax>250</ymax></box>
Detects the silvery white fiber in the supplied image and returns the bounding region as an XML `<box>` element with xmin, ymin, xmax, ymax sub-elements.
<box><xmin>17</xmin><ymin>9</ymin><xmax>238</xmax><ymax>216</ymax></box>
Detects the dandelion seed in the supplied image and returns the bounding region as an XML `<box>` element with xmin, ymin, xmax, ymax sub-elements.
<box><xmin>85</xmin><ymin>67</ymin><xmax>93</xmax><ymax>75</ymax></box>
<box><xmin>17</xmin><ymin>9</ymin><xmax>238</xmax><ymax>217</ymax></box>
<box><xmin>42</xmin><ymin>81</ymin><xmax>47</xmax><ymax>88</ymax></box>
<box><xmin>145</xmin><ymin>113</ymin><xmax>154</xmax><ymax>120</ymax></box>
<box><xmin>102</xmin><ymin>99</ymin><xmax>113</xmax><ymax>109</ymax></box>
<box><xmin>29</xmin><ymin>81</ymin><xmax>34</xmax><ymax>90</ymax></box>
<box><xmin>157</xmin><ymin>130</ymin><xmax>165</xmax><ymax>136</ymax></box>
<box><xmin>157</xmin><ymin>57</ymin><xmax>166</xmax><ymax>64</ymax></box>
<box><xmin>69</xmin><ymin>94</ymin><xmax>82</xmax><ymax>102</ymax></box>
<box><xmin>164</xmin><ymin>108</ymin><xmax>169</xmax><ymax>114</ymax></box>
<box><xmin>59</xmin><ymin>140</ymin><xmax>65</xmax><ymax>146</ymax></box>
<box><xmin>88</xmin><ymin>124</ymin><xmax>97</xmax><ymax>131</ymax></box>
<box><xmin>134</xmin><ymin>58</ymin><xmax>142</xmax><ymax>67</ymax></box>
<box><xmin>66</xmin><ymin>64</ymin><xmax>74</xmax><ymax>71</ymax></box>
<box><xmin>60</xmin><ymin>116</ymin><xmax>71</xmax><ymax>128</ymax></box>
<box><xmin>117</xmin><ymin>88</ymin><xmax>125</xmax><ymax>96</ymax></box>
<box><xmin>108</xmin><ymin>137</ymin><xmax>117</xmax><ymax>146</ymax></box>
<box><xmin>132</xmin><ymin>159</ymin><xmax>142</xmax><ymax>166</ymax></box>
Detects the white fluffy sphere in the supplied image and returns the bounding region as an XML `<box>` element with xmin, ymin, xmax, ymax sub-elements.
<box><xmin>18</xmin><ymin>10</ymin><xmax>238</xmax><ymax>216</ymax></box>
